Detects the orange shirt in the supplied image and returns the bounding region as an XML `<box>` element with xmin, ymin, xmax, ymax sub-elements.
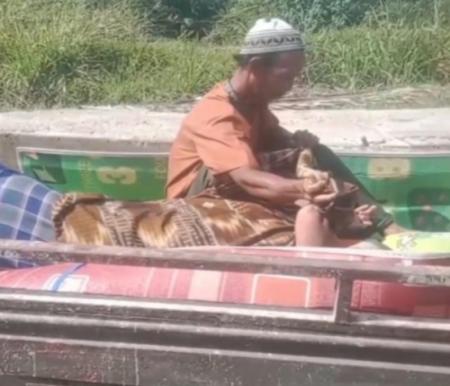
<box><xmin>166</xmin><ymin>83</ymin><xmax>279</xmax><ymax>199</ymax></box>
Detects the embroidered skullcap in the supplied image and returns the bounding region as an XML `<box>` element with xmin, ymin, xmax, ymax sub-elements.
<box><xmin>240</xmin><ymin>18</ymin><xmax>305</xmax><ymax>55</ymax></box>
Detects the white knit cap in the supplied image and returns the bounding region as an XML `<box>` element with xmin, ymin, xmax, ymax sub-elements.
<box><xmin>240</xmin><ymin>18</ymin><xmax>305</xmax><ymax>55</ymax></box>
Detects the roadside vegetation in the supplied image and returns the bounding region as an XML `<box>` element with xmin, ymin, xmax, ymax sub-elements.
<box><xmin>0</xmin><ymin>0</ymin><xmax>449</xmax><ymax>108</ymax></box>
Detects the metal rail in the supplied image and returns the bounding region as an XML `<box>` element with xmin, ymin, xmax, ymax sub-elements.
<box><xmin>0</xmin><ymin>240</ymin><xmax>449</xmax><ymax>328</ymax></box>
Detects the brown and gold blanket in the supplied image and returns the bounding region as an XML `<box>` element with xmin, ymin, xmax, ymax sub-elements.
<box><xmin>53</xmin><ymin>148</ymin><xmax>360</xmax><ymax>248</ymax></box>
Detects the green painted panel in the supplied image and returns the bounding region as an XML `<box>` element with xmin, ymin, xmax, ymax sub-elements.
<box><xmin>17</xmin><ymin>148</ymin><xmax>450</xmax><ymax>232</ymax></box>
<box><xmin>18</xmin><ymin>149</ymin><xmax>168</xmax><ymax>201</ymax></box>
<box><xmin>340</xmin><ymin>155</ymin><xmax>450</xmax><ymax>231</ymax></box>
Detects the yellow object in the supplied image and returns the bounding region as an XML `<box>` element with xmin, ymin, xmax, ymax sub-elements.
<box><xmin>384</xmin><ymin>231</ymin><xmax>450</xmax><ymax>253</ymax></box>
<box><xmin>368</xmin><ymin>158</ymin><xmax>411</xmax><ymax>180</ymax></box>
<box><xmin>97</xmin><ymin>167</ymin><xmax>137</xmax><ymax>185</ymax></box>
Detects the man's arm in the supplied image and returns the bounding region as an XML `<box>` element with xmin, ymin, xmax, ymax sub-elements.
<box><xmin>229</xmin><ymin>166</ymin><xmax>336</xmax><ymax>206</ymax></box>
<box><xmin>190</xmin><ymin>110</ymin><xmax>328</xmax><ymax>204</ymax></box>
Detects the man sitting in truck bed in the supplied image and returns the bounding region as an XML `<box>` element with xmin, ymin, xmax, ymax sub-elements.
<box><xmin>0</xmin><ymin>19</ymin><xmax>400</xmax><ymax>249</ymax></box>
<box><xmin>165</xmin><ymin>18</ymin><xmax>397</xmax><ymax>246</ymax></box>
<box><xmin>49</xmin><ymin>18</ymin><xmax>397</xmax><ymax>248</ymax></box>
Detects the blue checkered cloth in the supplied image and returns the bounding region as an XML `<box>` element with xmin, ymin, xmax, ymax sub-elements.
<box><xmin>0</xmin><ymin>164</ymin><xmax>61</xmax><ymax>242</ymax></box>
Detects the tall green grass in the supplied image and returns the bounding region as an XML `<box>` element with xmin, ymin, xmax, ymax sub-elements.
<box><xmin>0</xmin><ymin>0</ymin><xmax>234</xmax><ymax>108</ymax></box>
<box><xmin>0</xmin><ymin>0</ymin><xmax>145</xmax><ymax>107</ymax></box>
<box><xmin>210</xmin><ymin>0</ymin><xmax>450</xmax><ymax>42</ymax></box>
<box><xmin>0</xmin><ymin>0</ymin><xmax>449</xmax><ymax>109</ymax></box>
<box><xmin>309</xmin><ymin>24</ymin><xmax>450</xmax><ymax>89</ymax></box>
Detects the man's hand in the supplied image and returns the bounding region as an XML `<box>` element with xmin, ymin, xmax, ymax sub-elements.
<box><xmin>292</xmin><ymin>130</ymin><xmax>320</xmax><ymax>148</ymax></box>
<box><xmin>355</xmin><ymin>205</ymin><xmax>377</xmax><ymax>227</ymax></box>
<box><xmin>295</xmin><ymin>177</ymin><xmax>338</xmax><ymax>207</ymax></box>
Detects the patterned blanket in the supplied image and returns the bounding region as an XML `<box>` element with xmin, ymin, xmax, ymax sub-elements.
<box><xmin>53</xmin><ymin>149</ymin><xmax>307</xmax><ymax>248</ymax></box>
<box><xmin>53</xmin><ymin>191</ymin><xmax>296</xmax><ymax>248</ymax></box>
<box><xmin>52</xmin><ymin>148</ymin><xmax>362</xmax><ymax>248</ymax></box>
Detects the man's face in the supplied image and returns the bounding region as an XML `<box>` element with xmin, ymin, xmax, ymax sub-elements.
<box><xmin>256</xmin><ymin>51</ymin><xmax>305</xmax><ymax>101</ymax></box>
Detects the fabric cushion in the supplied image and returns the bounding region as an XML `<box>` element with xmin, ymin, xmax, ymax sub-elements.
<box><xmin>0</xmin><ymin>164</ymin><xmax>61</xmax><ymax>242</ymax></box>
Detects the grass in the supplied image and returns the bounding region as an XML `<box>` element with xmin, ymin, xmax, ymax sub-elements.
<box><xmin>0</xmin><ymin>0</ymin><xmax>449</xmax><ymax>109</ymax></box>
<box><xmin>0</xmin><ymin>0</ymin><xmax>234</xmax><ymax>108</ymax></box>
<box><xmin>308</xmin><ymin>24</ymin><xmax>450</xmax><ymax>89</ymax></box>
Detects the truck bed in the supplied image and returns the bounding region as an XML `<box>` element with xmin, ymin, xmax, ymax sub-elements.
<box><xmin>0</xmin><ymin>241</ymin><xmax>449</xmax><ymax>386</ymax></box>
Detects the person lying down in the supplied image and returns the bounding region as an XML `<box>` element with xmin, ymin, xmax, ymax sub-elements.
<box><xmin>0</xmin><ymin>18</ymin><xmax>403</xmax><ymax>249</ymax></box>
<box><xmin>53</xmin><ymin>148</ymin><xmax>387</xmax><ymax>248</ymax></box>
<box><xmin>0</xmin><ymin>146</ymin><xmax>395</xmax><ymax>249</ymax></box>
